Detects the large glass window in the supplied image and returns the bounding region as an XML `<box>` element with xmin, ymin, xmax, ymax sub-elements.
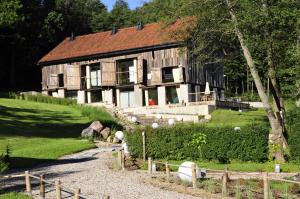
<box><xmin>148</xmin><ymin>88</ymin><xmax>158</xmax><ymax>106</ymax></box>
<box><xmin>162</xmin><ymin>67</ymin><xmax>174</xmax><ymax>83</ymax></box>
<box><xmin>117</xmin><ymin>59</ymin><xmax>134</xmax><ymax>85</ymax></box>
<box><xmin>90</xmin><ymin>64</ymin><xmax>101</xmax><ymax>87</ymax></box>
<box><xmin>166</xmin><ymin>86</ymin><xmax>179</xmax><ymax>104</ymax></box>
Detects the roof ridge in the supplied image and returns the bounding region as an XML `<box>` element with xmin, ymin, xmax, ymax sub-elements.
<box><xmin>69</xmin><ymin>22</ymin><xmax>162</xmax><ymax>39</ymax></box>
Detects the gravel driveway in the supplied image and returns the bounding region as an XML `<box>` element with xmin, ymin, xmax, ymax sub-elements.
<box><xmin>4</xmin><ymin>145</ymin><xmax>201</xmax><ymax>199</ymax></box>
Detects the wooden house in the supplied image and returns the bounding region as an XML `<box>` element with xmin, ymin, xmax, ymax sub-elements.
<box><xmin>38</xmin><ymin>21</ymin><xmax>224</xmax><ymax>108</ymax></box>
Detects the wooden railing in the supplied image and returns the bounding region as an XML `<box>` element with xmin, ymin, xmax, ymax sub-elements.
<box><xmin>146</xmin><ymin>157</ymin><xmax>300</xmax><ymax>199</ymax></box>
<box><xmin>1</xmin><ymin>171</ymin><xmax>110</xmax><ymax>199</ymax></box>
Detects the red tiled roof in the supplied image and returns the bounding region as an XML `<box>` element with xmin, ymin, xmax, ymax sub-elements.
<box><xmin>38</xmin><ymin>22</ymin><xmax>184</xmax><ymax>64</ymax></box>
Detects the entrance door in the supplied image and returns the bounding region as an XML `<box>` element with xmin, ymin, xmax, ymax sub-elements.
<box><xmin>120</xmin><ymin>91</ymin><xmax>135</xmax><ymax>108</ymax></box>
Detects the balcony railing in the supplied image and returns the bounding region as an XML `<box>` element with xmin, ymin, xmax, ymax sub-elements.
<box><xmin>116</xmin><ymin>71</ymin><xmax>134</xmax><ymax>86</ymax></box>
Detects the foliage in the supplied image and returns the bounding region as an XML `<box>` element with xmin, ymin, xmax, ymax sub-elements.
<box><xmin>0</xmin><ymin>192</ymin><xmax>30</xmax><ymax>199</ymax></box>
<box><xmin>126</xmin><ymin>123</ymin><xmax>269</xmax><ymax>163</ymax></box>
<box><xmin>0</xmin><ymin>0</ymin><xmax>22</xmax><ymax>27</ymax></box>
<box><xmin>286</xmin><ymin>104</ymin><xmax>300</xmax><ymax>162</ymax></box>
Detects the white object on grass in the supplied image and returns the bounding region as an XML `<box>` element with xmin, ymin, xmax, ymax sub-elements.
<box><xmin>234</xmin><ymin>127</ymin><xmax>241</xmax><ymax>131</ymax></box>
<box><xmin>176</xmin><ymin>115</ymin><xmax>183</xmax><ymax>122</ymax></box>
<box><xmin>122</xmin><ymin>142</ymin><xmax>129</xmax><ymax>154</ymax></box>
<box><xmin>131</xmin><ymin>116</ymin><xmax>137</xmax><ymax>123</ymax></box>
<box><xmin>156</xmin><ymin>114</ymin><xmax>162</xmax><ymax>119</ymax></box>
<box><xmin>177</xmin><ymin>161</ymin><xmax>206</xmax><ymax>182</ymax></box>
<box><xmin>115</xmin><ymin>131</ymin><xmax>124</xmax><ymax>141</ymax></box>
<box><xmin>152</xmin><ymin>123</ymin><xmax>159</xmax><ymax>129</ymax></box>
<box><xmin>168</xmin><ymin>119</ymin><xmax>175</xmax><ymax>126</ymax></box>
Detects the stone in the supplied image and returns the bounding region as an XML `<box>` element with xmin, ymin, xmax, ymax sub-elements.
<box><xmin>89</xmin><ymin>121</ymin><xmax>103</xmax><ymax>133</ymax></box>
<box><xmin>106</xmin><ymin>136</ymin><xmax>112</xmax><ymax>143</ymax></box>
<box><xmin>100</xmin><ymin>127</ymin><xmax>111</xmax><ymax>140</ymax></box>
<box><xmin>81</xmin><ymin>127</ymin><xmax>97</xmax><ymax>139</ymax></box>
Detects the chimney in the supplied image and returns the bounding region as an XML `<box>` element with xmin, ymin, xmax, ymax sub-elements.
<box><xmin>69</xmin><ymin>32</ymin><xmax>75</xmax><ymax>41</ymax></box>
<box><xmin>111</xmin><ymin>26</ymin><xmax>118</xmax><ymax>35</ymax></box>
<box><xmin>137</xmin><ymin>21</ymin><xmax>144</xmax><ymax>30</ymax></box>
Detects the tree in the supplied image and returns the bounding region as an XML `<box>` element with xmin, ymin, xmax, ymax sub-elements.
<box><xmin>109</xmin><ymin>0</ymin><xmax>133</xmax><ymax>28</ymax></box>
<box><xmin>0</xmin><ymin>0</ymin><xmax>22</xmax><ymax>27</ymax></box>
<box><xmin>159</xmin><ymin>0</ymin><xmax>300</xmax><ymax>161</ymax></box>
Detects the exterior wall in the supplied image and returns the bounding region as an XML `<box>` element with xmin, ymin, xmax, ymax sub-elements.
<box><xmin>41</xmin><ymin>46</ymin><xmax>224</xmax><ymax>108</ymax></box>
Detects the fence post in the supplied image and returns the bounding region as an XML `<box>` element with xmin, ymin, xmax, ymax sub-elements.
<box><xmin>191</xmin><ymin>163</ymin><xmax>197</xmax><ymax>189</ymax></box>
<box><xmin>74</xmin><ymin>188</ymin><xmax>80</xmax><ymax>199</ymax></box>
<box><xmin>121</xmin><ymin>150</ymin><xmax>125</xmax><ymax>171</ymax></box>
<box><xmin>117</xmin><ymin>150</ymin><xmax>122</xmax><ymax>168</ymax></box>
<box><xmin>142</xmin><ymin>131</ymin><xmax>146</xmax><ymax>161</ymax></box>
<box><xmin>25</xmin><ymin>171</ymin><xmax>31</xmax><ymax>196</ymax></box>
<box><xmin>165</xmin><ymin>162</ymin><xmax>170</xmax><ymax>182</ymax></box>
<box><xmin>263</xmin><ymin>172</ymin><xmax>269</xmax><ymax>199</ymax></box>
<box><xmin>40</xmin><ymin>174</ymin><xmax>45</xmax><ymax>198</ymax></box>
<box><xmin>55</xmin><ymin>180</ymin><xmax>62</xmax><ymax>199</ymax></box>
<box><xmin>148</xmin><ymin>157</ymin><xmax>152</xmax><ymax>175</ymax></box>
<box><xmin>222</xmin><ymin>167</ymin><xmax>228</xmax><ymax>196</ymax></box>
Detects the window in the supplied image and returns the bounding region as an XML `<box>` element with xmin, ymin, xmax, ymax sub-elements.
<box><xmin>117</xmin><ymin>59</ymin><xmax>135</xmax><ymax>85</ymax></box>
<box><xmin>166</xmin><ymin>86</ymin><xmax>179</xmax><ymax>104</ymax></box>
<box><xmin>90</xmin><ymin>64</ymin><xmax>101</xmax><ymax>87</ymax></box>
<box><xmin>162</xmin><ymin>67</ymin><xmax>174</xmax><ymax>83</ymax></box>
<box><xmin>58</xmin><ymin>74</ymin><xmax>64</xmax><ymax>87</ymax></box>
<box><xmin>148</xmin><ymin>88</ymin><xmax>158</xmax><ymax>106</ymax></box>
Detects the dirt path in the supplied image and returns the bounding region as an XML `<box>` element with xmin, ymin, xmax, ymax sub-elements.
<box><xmin>4</xmin><ymin>145</ymin><xmax>202</xmax><ymax>199</ymax></box>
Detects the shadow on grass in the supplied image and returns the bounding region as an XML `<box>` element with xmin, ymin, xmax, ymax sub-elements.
<box><xmin>8</xmin><ymin>156</ymin><xmax>97</xmax><ymax>170</ymax></box>
<box><xmin>0</xmin><ymin>104</ymin><xmax>119</xmax><ymax>138</ymax></box>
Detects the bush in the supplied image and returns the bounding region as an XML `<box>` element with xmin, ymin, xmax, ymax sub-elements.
<box><xmin>126</xmin><ymin>124</ymin><xmax>269</xmax><ymax>163</ymax></box>
<box><xmin>286</xmin><ymin>104</ymin><xmax>300</xmax><ymax>161</ymax></box>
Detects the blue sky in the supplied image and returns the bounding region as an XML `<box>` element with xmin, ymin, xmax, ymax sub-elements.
<box><xmin>101</xmin><ymin>0</ymin><xmax>149</xmax><ymax>11</ymax></box>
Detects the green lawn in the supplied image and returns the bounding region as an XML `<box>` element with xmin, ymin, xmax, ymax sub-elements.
<box><xmin>0</xmin><ymin>193</ymin><xmax>29</xmax><ymax>199</ymax></box>
<box><xmin>208</xmin><ymin>108</ymin><xmax>268</xmax><ymax>127</ymax></box>
<box><xmin>0</xmin><ymin>98</ymin><xmax>98</xmax><ymax>168</ymax></box>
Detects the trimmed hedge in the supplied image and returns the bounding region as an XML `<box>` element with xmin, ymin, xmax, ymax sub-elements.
<box><xmin>287</xmin><ymin>104</ymin><xmax>300</xmax><ymax>161</ymax></box>
<box><xmin>126</xmin><ymin>124</ymin><xmax>269</xmax><ymax>163</ymax></box>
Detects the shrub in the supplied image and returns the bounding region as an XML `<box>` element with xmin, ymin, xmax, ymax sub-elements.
<box><xmin>286</xmin><ymin>104</ymin><xmax>300</xmax><ymax>161</ymax></box>
<box><xmin>126</xmin><ymin>124</ymin><xmax>269</xmax><ymax>162</ymax></box>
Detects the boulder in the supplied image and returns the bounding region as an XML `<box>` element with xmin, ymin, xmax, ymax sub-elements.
<box><xmin>100</xmin><ymin>127</ymin><xmax>111</xmax><ymax>140</ymax></box>
<box><xmin>106</xmin><ymin>136</ymin><xmax>112</xmax><ymax>143</ymax></box>
<box><xmin>81</xmin><ymin>127</ymin><xmax>97</xmax><ymax>139</ymax></box>
<box><xmin>89</xmin><ymin>121</ymin><xmax>103</xmax><ymax>133</ymax></box>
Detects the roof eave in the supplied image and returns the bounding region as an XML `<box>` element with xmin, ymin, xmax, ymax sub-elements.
<box><xmin>37</xmin><ymin>42</ymin><xmax>184</xmax><ymax>66</ymax></box>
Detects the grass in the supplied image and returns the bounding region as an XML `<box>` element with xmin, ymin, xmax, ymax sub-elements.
<box><xmin>0</xmin><ymin>193</ymin><xmax>30</xmax><ymax>199</ymax></box>
<box><xmin>0</xmin><ymin>98</ymin><xmax>115</xmax><ymax>168</ymax></box>
<box><xmin>138</xmin><ymin>159</ymin><xmax>300</xmax><ymax>173</ymax></box>
<box><xmin>208</xmin><ymin>108</ymin><xmax>268</xmax><ymax>127</ymax></box>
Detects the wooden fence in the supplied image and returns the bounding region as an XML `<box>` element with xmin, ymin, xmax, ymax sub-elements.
<box><xmin>145</xmin><ymin>157</ymin><xmax>300</xmax><ymax>199</ymax></box>
<box><xmin>1</xmin><ymin>171</ymin><xmax>110</xmax><ymax>199</ymax></box>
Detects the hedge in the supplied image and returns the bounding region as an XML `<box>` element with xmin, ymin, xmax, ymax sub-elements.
<box><xmin>126</xmin><ymin>124</ymin><xmax>269</xmax><ymax>163</ymax></box>
<box><xmin>287</xmin><ymin>104</ymin><xmax>300</xmax><ymax>161</ymax></box>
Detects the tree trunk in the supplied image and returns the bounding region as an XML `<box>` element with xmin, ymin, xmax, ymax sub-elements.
<box><xmin>225</xmin><ymin>0</ymin><xmax>287</xmax><ymax>162</ymax></box>
<box><xmin>262</xmin><ymin>0</ymin><xmax>285</xmax><ymax>119</ymax></box>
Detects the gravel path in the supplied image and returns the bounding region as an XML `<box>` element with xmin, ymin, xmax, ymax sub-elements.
<box><xmin>4</xmin><ymin>146</ymin><xmax>201</xmax><ymax>199</ymax></box>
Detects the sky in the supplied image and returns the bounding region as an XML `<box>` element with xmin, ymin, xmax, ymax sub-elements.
<box><xmin>101</xmin><ymin>0</ymin><xmax>149</xmax><ymax>11</ymax></box>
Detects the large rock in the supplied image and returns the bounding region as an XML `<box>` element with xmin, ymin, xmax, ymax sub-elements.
<box><xmin>100</xmin><ymin>127</ymin><xmax>111</xmax><ymax>140</ymax></box>
<box><xmin>81</xmin><ymin>127</ymin><xmax>97</xmax><ymax>139</ymax></box>
<box><xmin>89</xmin><ymin>121</ymin><xmax>103</xmax><ymax>133</ymax></box>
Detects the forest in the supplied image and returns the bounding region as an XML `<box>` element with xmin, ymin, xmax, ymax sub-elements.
<box><xmin>0</xmin><ymin>0</ymin><xmax>299</xmax><ymax>101</ymax></box>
